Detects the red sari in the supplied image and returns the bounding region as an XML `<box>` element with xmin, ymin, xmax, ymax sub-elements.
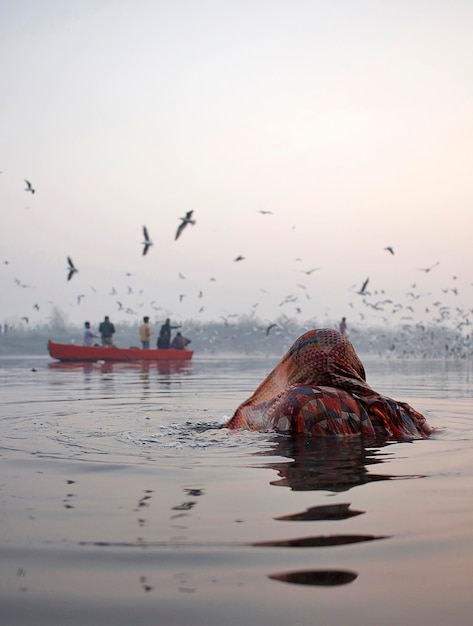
<box><xmin>225</xmin><ymin>329</ymin><xmax>434</xmax><ymax>439</ymax></box>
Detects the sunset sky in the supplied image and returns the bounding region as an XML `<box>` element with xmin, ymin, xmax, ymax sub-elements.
<box><xmin>2</xmin><ymin>0</ymin><xmax>472</xmax><ymax>331</ymax></box>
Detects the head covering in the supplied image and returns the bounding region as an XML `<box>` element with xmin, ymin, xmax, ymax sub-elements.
<box><xmin>225</xmin><ymin>329</ymin><xmax>433</xmax><ymax>439</ymax></box>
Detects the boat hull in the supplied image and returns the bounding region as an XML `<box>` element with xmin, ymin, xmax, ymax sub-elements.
<box><xmin>48</xmin><ymin>340</ymin><xmax>193</xmax><ymax>362</ymax></box>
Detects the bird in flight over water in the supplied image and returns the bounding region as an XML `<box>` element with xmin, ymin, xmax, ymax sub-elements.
<box><xmin>418</xmin><ymin>261</ymin><xmax>439</xmax><ymax>273</ymax></box>
<box><xmin>25</xmin><ymin>179</ymin><xmax>35</xmax><ymax>194</ymax></box>
<box><xmin>142</xmin><ymin>226</ymin><xmax>153</xmax><ymax>255</ymax></box>
<box><xmin>175</xmin><ymin>211</ymin><xmax>196</xmax><ymax>240</ymax></box>
<box><xmin>358</xmin><ymin>277</ymin><xmax>369</xmax><ymax>295</ymax></box>
<box><xmin>67</xmin><ymin>256</ymin><xmax>78</xmax><ymax>281</ymax></box>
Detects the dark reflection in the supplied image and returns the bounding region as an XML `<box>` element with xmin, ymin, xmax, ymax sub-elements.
<box><xmin>251</xmin><ymin>435</ymin><xmax>425</xmax><ymax>588</ymax></box>
<box><xmin>269</xmin><ymin>569</ymin><xmax>358</xmax><ymax>586</ymax></box>
<box><xmin>275</xmin><ymin>502</ymin><xmax>363</xmax><ymax>521</ymax></box>
<box><xmin>253</xmin><ymin>534</ymin><xmax>388</xmax><ymax>548</ymax></box>
<box><xmin>48</xmin><ymin>360</ymin><xmax>192</xmax><ymax>376</ymax></box>
<box><xmin>256</xmin><ymin>435</ymin><xmax>421</xmax><ymax>493</ymax></box>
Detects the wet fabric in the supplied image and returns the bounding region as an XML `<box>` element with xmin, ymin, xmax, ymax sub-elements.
<box><xmin>224</xmin><ymin>329</ymin><xmax>434</xmax><ymax>439</ymax></box>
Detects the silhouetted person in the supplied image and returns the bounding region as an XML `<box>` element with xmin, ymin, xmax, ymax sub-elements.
<box><xmin>99</xmin><ymin>316</ymin><xmax>115</xmax><ymax>347</ymax></box>
<box><xmin>171</xmin><ymin>331</ymin><xmax>191</xmax><ymax>349</ymax></box>
<box><xmin>157</xmin><ymin>318</ymin><xmax>180</xmax><ymax>349</ymax></box>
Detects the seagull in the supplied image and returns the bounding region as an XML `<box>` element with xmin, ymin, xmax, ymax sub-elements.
<box><xmin>234</xmin><ymin>255</ymin><xmax>245</xmax><ymax>262</ymax></box>
<box><xmin>21</xmin><ymin>316</ymin><xmax>29</xmax><ymax>323</ymax></box>
<box><xmin>384</xmin><ymin>246</ymin><xmax>395</xmax><ymax>255</ymax></box>
<box><xmin>33</xmin><ymin>304</ymin><xmax>40</xmax><ymax>310</ymax></box>
<box><xmin>418</xmin><ymin>261</ymin><xmax>439</xmax><ymax>273</ymax></box>
<box><xmin>266</xmin><ymin>323</ymin><xmax>277</xmax><ymax>336</ymax></box>
<box><xmin>67</xmin><ymin>256</ymin><xmax>78</xmax><ymax>281</ymax></box>
<box><xmin>25</xmin><ymin>180</ymin><xmax>35</xmax><ymax>194</ymax></box>
<box><xmin>258</xmin><ymin>210</ymin><xmax>273</xmax><ymax>215</ymax></box>
<box><xmin>358</xmin><ymin>277</ymin><xmax>369</xmax><ymax>295</ymax></box>
<box><xmin>302</xmin><ymin>267</ymin><xmax>321</xmax><ymax>275</ymax></box>
<box><xmin>77</xmin><ymin>294</ymin><xmax>85</xmax><ymax>304</ymax></box>
<box><xmin>175</xmin><ymin>211</ymin><xmax>196</xmax><ymax>240</ymax></box>
<box><xmin>142</xmin><ymin>226</ymin><xmax>153</xmax><ymax>255</ymax></box>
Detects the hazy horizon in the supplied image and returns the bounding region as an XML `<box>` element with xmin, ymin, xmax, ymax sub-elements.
<box><xmin>2</xmin><ymin>1</ymin><xmax>472</xmax><ymax>332</ymax></box>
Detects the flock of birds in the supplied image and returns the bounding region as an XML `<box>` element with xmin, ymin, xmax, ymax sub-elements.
<box><xmin>4</xmin><ymin>176</ymin><xmax>473</xmax><ymax>359</ymax></box>
<box><xmin>67</xmin><ymin>210</ymin><xmax>197</xmax><ymax>282</ymax></box>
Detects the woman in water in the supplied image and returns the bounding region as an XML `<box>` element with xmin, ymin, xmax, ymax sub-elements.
<box><xmin>224</xmin><ymin>328</ymin><xmax>434</xmax><ymax>439</ymax></box>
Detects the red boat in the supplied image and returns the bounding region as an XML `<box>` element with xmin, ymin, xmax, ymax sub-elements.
<box><xmin>47</xmin><ymin>340</ymin><xmax>193</xmax><ymax>362</ymax></box>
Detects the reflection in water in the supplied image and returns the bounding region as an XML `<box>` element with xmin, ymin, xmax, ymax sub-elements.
<box><xmin>257</xmin><ymin>435</ymin><xmax>423</xmax><ymax>492</ymax></box>
<box><xmin>48</xmin><ymin>360</ymin><xmax>193</xmax><ymax>396</ymax></box>
<box><xmin>274</xmin><ymin>502</ymin><xmax>363</xmax><ymax>521</ymax></box>
<box><xmin>253</xmin><ymin>534</ymin><xmax>388</xmax><ymax>548</ymax></box>
<box><xmin>269</xmin><ymin>569</ymin><xmax>358</xmax><ymax>586</ymax></box>
<box><xmin>253</xmin><ymin>435</ymin><xmax>425</xmax><ymax>587</ymax></box>
<box><xmin>48</xmin><ymin>360</ymin><xmax>192</xmax><ymax>376</ymax></box>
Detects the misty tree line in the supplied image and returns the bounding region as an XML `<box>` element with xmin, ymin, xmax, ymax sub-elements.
<box><xmin>1</xmin><ymin>306</ymin><xmax>472</xmax><ymax>359</ymax></box>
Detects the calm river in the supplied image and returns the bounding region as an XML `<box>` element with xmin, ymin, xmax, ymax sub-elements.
<box><xmin>1</xmin><ymin>354</ymin><xmax>472</xmax><ymax>626</ymax></box>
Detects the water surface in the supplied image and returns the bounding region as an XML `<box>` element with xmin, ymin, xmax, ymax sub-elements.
<box><xmin>1</xmin><ymin>354</ymin><xmax>472</xmax><ymax>626</ymax></box>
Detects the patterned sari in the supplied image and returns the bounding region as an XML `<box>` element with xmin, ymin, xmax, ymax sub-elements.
<box><xmin>224</xmin><ymin>329</ymin><xmax>434</xmax><ymax>439</ymax></box>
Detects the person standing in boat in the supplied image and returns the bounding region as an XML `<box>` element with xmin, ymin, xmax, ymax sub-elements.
<box><xmin>82</xmin><ymin>321</ymin><xmax>98</xmax><ymax>346</ymax></box>
<box><xmin>171</xmin><ymin>331</ymin><xmax>191</xmax><ymax>349</ymax></box>
<box><xmin>139</xmin><ymin>316</ymin><xmax>153</xmax><ymax>349</ymax></box>
<box><xmin>157</xmin><ymin>318</ymin><xmax>180</xmax><ymax>349</ymax></box>
<box><xmin>99</xmin><ymin>315</ymin><xmax>116</xmax><ymax>347</ymax></box>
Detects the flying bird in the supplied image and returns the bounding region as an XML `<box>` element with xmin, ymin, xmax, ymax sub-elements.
<box><xmin>21</xmin><ymin>316</ymin><xmax>29</xmax><ymax>323</ymax></box>
<box><xmin>24</xmin><ymin>180</ymin><xmax>35</xmax><ymax>194</ymax></box>
<box><xmin>33</xmin><ymin>304</ymin><xmax>40</xmax><ymax>310</ymax></box>
<box><xmin>175</xmin><ymin>210</ymin><xmax>196</xmax><ymax>240</ymax></box>
<box><xmin>384</xmin><ymin>246</ymin><xmax>395</xmax><ymax>255</ymax></box>
<box><xmin>66</xmin><ymin>256</ymin><xmax>78</xmax><ymax>281</ymax></box>
<box><xmin>302</xmin><ymin>267</ymin><xmax>321</xmax><ymax>275</ymax></box>
<box><xmin>418</xmin><ymin>261</ymin><xmax>439</xmax><ymax>273</ymax></box>
<box><xmin>266</xmin><ymin>323</ymin><xmax>277</xmax><ymax>336</ymax></box>
<box><xmin>358</xmin><ymin>277</ymin><xmax>369</xmax><ymax>295</ymax></box>
<box><xmin>234</xmin><ymin>255</ymin><xmax>245</xmax><ymax>262</ymax></box>
<box><xmin>142</xmin><ymin>226</ymin><xmax>153</xmax><ymax>255</ymax></box>
<box><xmin>258</xmin><ymin>210</ymin><xmax>273</xmax><ymax>215</ymax></box>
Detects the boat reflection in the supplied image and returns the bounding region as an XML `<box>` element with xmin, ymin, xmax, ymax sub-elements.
<box><xmin>48</xmin><ymin>360</ymin><xmax>193</xmax><ymax>376</ymax></box>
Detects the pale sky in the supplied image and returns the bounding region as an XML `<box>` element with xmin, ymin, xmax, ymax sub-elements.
<box><xmin>2</xmin><ymin>0</ymin><xmax>473</xmax><ymax>331</ymax></box>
